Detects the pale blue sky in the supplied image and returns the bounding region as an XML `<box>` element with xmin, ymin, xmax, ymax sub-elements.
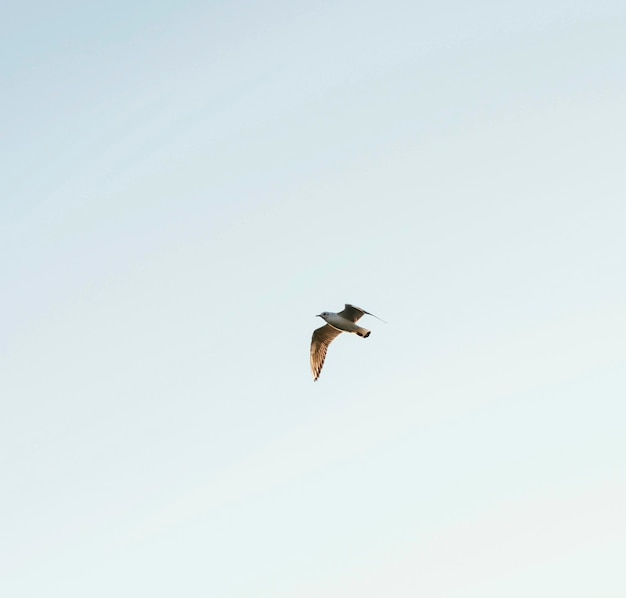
<box><xmin>2</xmin><ymin>1</ymin><xmax>625</xmax><ymax>596</ymax></box>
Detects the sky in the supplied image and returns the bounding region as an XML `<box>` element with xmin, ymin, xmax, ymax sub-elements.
<box><xmin>1</xmin><ymin>1</ymin><xmax>625</xmax><ymax>596</ymax></box>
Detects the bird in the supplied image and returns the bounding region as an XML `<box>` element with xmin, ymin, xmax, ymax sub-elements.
<box><xmin>310</xmin><ymin>304</ymin><xmax>385</xmax><ymax>381</ymax></box>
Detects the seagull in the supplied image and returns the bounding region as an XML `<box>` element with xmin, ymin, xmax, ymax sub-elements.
<box><xmin>310</xmin><ymin>304</ymin><xmax>385</xmax><ymax>381</ymax></box>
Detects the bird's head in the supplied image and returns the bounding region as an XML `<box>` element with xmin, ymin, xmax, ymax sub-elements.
<box><xmin>316</xmin><ymin>311</ymin><xmax>330</xmax><ymax>319</ymax></box>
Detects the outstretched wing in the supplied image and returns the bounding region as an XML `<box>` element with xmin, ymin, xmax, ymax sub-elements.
<box><xmin>338</xmin><ymin>304</ymin><xmax>386</xmax><ymax>323</ymax></box>
<box><xmin>310</xmin><ymin>324</ymin><xmax>343</xmax><ymax>381</ymax></box>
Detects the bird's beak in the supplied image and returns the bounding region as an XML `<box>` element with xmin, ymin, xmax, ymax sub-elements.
<box><xmin>315</xmin><ymin>314</ymin><xmax>322</xmax><ymax>318</ymax></box>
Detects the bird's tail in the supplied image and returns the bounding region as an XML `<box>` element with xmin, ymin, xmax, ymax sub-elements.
<box><xmin>357</xmin><ymin>328</ymin><xmax>371</xmax><ymax>338</ymax></box>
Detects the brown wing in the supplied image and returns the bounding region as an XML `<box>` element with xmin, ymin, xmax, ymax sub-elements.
<box><xmin>338</xmin><ymin>304</ymin><xmax>386</xmax><ymax>323</ymax></box>
<box><xmin>310</xmin><ymin>324</ymin><xmax>343</xmax><ymax>381</ymax></box>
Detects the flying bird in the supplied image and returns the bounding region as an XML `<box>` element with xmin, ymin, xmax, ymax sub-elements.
<box><xmin>310</xmin><ymin>304</ymin><xmax>385</xmax><ymax>381</ymax></box>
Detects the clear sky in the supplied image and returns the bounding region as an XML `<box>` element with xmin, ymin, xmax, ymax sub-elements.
<box><xmin>2</xmin><ymin>1</ymin><xmax>625</xmax><ymax>596</ymax></box>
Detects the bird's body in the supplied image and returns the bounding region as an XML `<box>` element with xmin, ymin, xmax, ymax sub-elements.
<box><xmin>310</xmin><ymin>304</ymin><xmax>385</xmax><ymax>381</ymax></box>
<box><xmin>320</xmin><ymin>312</ymin><xmax>371</xmax><ymax>337</ymax></box>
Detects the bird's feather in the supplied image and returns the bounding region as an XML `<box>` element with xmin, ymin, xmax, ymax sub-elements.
<box><xmin>310</xmin><ymin>324</ymin><xmax>343</xmax><ymax>381</ymax></box>
<box><xmin>338</xmin><ymin>304</ymin><xmax>386</xmax><ymax>323</ymax></box>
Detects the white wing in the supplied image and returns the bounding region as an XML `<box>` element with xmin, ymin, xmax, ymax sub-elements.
<box><xmin>338</xmin><ymin>304</ymin><xmax>386</xmax><ymax>323</ymax></box>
